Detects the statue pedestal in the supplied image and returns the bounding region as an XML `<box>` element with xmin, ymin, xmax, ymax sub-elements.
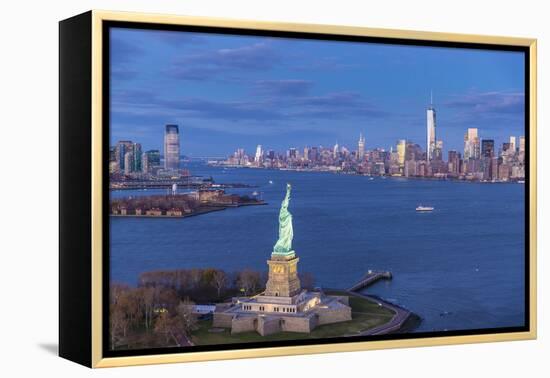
<box><xmin>264</xmin><ymin>252</ymin><xmax>301</xmax><ymax>297</ymax></box>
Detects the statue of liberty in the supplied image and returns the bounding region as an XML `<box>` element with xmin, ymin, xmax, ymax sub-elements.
<box><xmin>273</xmin><ymin>183</ymin><xmax>294</xmax><ymax>255</ymax></box>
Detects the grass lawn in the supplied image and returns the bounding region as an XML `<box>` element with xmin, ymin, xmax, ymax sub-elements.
<box><xmin>191</xmin><ymin>290</ymin><xmax>395</xmax><ymax>345</ymax></box>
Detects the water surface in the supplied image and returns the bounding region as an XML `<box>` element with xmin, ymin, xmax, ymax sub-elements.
<box><xmin>110</xmin><ymin>162</ymin><xmax>526</xmax><ymax>332</ymax></box>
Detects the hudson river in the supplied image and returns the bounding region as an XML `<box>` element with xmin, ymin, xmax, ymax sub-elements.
<box><xmin>110</xmin><ymin>162</ymin><xmax>526</xmax><ymax>333</ymax></box>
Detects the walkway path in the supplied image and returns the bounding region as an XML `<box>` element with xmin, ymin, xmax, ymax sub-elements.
<box><xmin>352</xmin><ymin>292</ymin><xmax>412</xmax><ymax>335</ymax></box>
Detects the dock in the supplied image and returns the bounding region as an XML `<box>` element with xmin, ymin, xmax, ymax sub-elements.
<box><xmin>347</xmin><ymin>271</ymin><xmax>392</xmax><ymax>292</ymax></box>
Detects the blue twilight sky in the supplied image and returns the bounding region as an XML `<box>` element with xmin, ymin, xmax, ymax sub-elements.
<box><xmin>110</xmin><ymin>27</ymin><xmax>525</xmax><ymax>157</ymax></box>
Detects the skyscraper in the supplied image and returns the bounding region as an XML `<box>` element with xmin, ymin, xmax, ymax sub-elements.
<box><xmin>309</xmin><ymin>147</ymin><xmax>318</xmax><ymax>162</ymax></box>
<box><xmin>405</xmin><ymin>142</ymin><xmax>422</xmax><ymax>161</ymax></box>
<box><xmin>396</xmin><ymin>139</ymin><xmax>406</xmax><ymax>167</ymax></box>
<box><xmin>164</xmin><ymin>124</ymin><xmax>180</xmax><ymax>170</ymax></box>
<box><xmin>481</xmin><ymin>139</ymin><xmax>495</xmax><ymax>158</ymax></box>
<box><xmin>132</xmin><ymin>143</ymin><xmax>142</xmax><ymax>172</ymax></box>
<box><xmin>333</xmin><ymin>142</ymin><xmax>339</xmax><ymax>159</ymax></box>
<box><xmin>288</xmin><ymin>148</ymin><xmax>297</xmax><ymax>159</ymax></box>
<box><xmin>509</xmin><ymin>136</ymin><xmax>517</xmax><ymax>152</ymax></box>
<box><xmin>358</xmin><ymin>133</ymin><xmax>365</xmax><ymax>161</ymax></box>
<box><xmin>426</xmin><ymin>92</ymin><xmax>437</xmax><ymax>161</ymax></box>
<box><xmin>434</xmin><ymin>140</ymin><xmax>443</xmax><ymax>161</ymax></box>
<box><xmin>448</xmin><ymin>150</ymin><xmax>461</xmax><ymax>176</ymax></box>
<box><xmin>109</xmin><ymin>146</ymin><xmax>116</xmax><ymax>163</ymax></box>
<box><xmin>115</xmin><ymin>140</ymin><xmax>133</xmax><ymax>172</ymax></box>
<box><xmin>145</xmin><ymin>149</ymin><xmax>161</xmax><ymax>167</ymax></box>
<box><xmin>464</xmin><ymin>128</ymin><xmax>480</xmax><ymax>160</ymax></box>
<box><xmin>303</xmin><ymin>146</ymin><xmax>309</xmax><ymax>161</ymax></box>
<box><xmin>124</xmin><ymin>151</ymin><xmax>134</xmax><ymax>175</ymax></box>
<box><xmin>519</xmin><ymin>136</ymin><xmax>526</xmax><ymax>153</ymax></box>
<box><xmin>254</xmin><ymin>144</ymin><xmax>263</xmax><ymax>163</ymax></box>
<box><xmin>141</xmin><ymin>152</ymin><xmax>149</xmax><ymax>173</ymax></box>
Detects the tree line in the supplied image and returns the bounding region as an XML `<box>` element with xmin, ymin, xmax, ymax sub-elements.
<box><xmin>110</xmin><ymin>267</ymin><xmax>315</xmax><ymax>350</ymax></box>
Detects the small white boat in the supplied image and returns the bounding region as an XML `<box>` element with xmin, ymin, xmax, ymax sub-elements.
<box><xmin>268</xmin><ymin>180</ymin><xmax>274</xmax><ymax>184</ymax></box>
<box><xmin>416</xmin><ymin>205</ymin><xmax>434</xmax><ymax>212</ymax></box>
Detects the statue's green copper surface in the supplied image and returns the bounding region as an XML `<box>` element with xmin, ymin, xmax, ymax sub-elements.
<box><xmin>273</xmin><ymin>183</ymin><xmax>294</xmax><ymax>255</ymax></box>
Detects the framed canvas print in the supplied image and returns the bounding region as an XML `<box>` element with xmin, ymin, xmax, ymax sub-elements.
<box><xmin>59</xmin><ymin>10</ymin><xmax>537</xmax><ymax>368</ymax></box>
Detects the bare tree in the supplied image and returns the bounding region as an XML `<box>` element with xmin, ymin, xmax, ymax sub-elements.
<box><xmin>109</xmin><ymin>283</ymin><xmax>132</xmax><ymax>350</ymax></box>
<box><xmin>117</xmin><ymin>289</ymin><xmax>141</xmax><ymax>327</ymax></box>
<box><xmin>139</xmin><ymin>286</ymin><xmax>156</xmax><ymax>331</ymax></box>
<box><xmin>110</xmin><ymin>283</ymin><xmax>130</xmax><ymax>304</ymax></box>
<box><xmin>110</xmin><ymin>303</ymin><xmax>129</xmax><ymax>350</ymax></box>
<box><xmin>212</xmin><ymin>270</ymin><xmax>227</xmax><ymax>298</ymax></box>
<box><xmin>238</xmin><ymin>269</ymin><xmax>261</xmax><ymax>295</ymax></box>
<box><xmin>189</xmin><ymin>269</ymin><xmax>202</xmax><ymax>290</ymax></box>
<box><xmin>153</xmin><ymin>311</ymin><xmax>180</xmax><ymax>346</ymax></box>
<box><xmin>176</xmin><ymin>298</ymin><xmax>198</xmax><ymax>337</ymax></box>
<box><xmin>157</xmin><ymin>287</ymin><xmax>179</xmax><ymax>313</ymax></box>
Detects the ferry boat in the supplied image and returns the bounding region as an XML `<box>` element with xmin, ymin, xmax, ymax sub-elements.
<box><xmin>416</xmin><ymin>205</ymin><xmax>434</xmax><ymax>212</ymax></box>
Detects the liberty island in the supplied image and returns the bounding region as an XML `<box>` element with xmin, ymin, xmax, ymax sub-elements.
<box><xmin>213</xmin><ymin>184</ymin><xmax>355</xmax><ymax>336</ymax></box>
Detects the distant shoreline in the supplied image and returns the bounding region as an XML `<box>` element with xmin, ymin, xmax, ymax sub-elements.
<box><xmin>209</xmin><ymin>164</ymin><xmax>525</xmax><ymax>185</ymax></box>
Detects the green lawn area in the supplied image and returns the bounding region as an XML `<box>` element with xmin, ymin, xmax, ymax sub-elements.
<box><xmin>191</xmin><ymin>291</ymin><xmax>395</xmax><ymax>345</ymax></box>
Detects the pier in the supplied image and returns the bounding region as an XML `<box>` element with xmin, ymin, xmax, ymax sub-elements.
<box><xmin>348</xmin><ymin>270</ymin><xmax>392</xmax><ymax>292</ymax></box>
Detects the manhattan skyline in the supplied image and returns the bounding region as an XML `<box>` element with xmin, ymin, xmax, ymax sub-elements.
<box><xmin>110</xmin><ymin>27</ymin><xmax>525</xmax><ymax>156</ymax></box>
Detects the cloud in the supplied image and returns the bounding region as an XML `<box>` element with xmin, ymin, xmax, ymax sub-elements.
<box><xmin>445</xmin><ymin>91</ymin><xmax>524</xmax><ymax>115</ymax></box>
<box><xmin>111</xmin><ymin>67</ymin><xmax>139</xmax><ymax>80</ymax></box>
<box><xmin>253</xmin><ymin>80</ymin><xmax>313</xmax><ymax>97</ymax></box>
<box><xmin>109</xmin><ymin>37</ymin><xmax>144</xmax><ymax>80</ymax></box>
<box><xmin>111</xmin><ymin>89</ymin><xmax>158</xmax><ymax>105</ymax></box>
<box><xmin>165</xmin><ymin>42</ymin><xmax>279</xmax><ymax>80</ymax></box>
<box><xmin>111</xmin><ymin>87</ymin><xmax>386</xmax><ymax>128</ymax></box>
<box><xmin>170</xmin><ymin>98</ymin><xmax>283</xmax><ymax>121</ymax></box>
<box><xmin>292</xmin><ymin>57</ymin><xmax>360</xmax><ymax>72</ymax></box>
<box><xmin>436</xmin><ymin>91</ymin><xmax>525</xmax><ymax>148</ymax></box>
<box><xmin>289</xmin><ymin>92</ymin><xmax>387</xmax><ymax>119</ymax></box>
<box><xmin>151</xmin><ymin>31</ymin><xmax>203</xmax><ymax>47</ymax></box>
<box><xmin>112</xmin><ymin>90</ymin><xmax>282</xmax><ymax>122</ymax></box>
<box><xmin>110</xmin><ymin>37</ymin><xmax>142</xmax><ymax>63</ymax></box>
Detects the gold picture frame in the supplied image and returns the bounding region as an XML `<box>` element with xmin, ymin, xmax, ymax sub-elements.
<box><xmin>59</xmin><ymin>9</ymin><xmax>537</xmax><ymax>368</ymax></box>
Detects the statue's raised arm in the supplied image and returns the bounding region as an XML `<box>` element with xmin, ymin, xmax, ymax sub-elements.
<box><xmin>280</xmin><ymin>183</ymin><xmax>291</xmax><ymax>210</ymax></box>
<box><xmin>273</xmin><ymin>183</ymin><xmax>294</xmax><ymax>255</ymax></box>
